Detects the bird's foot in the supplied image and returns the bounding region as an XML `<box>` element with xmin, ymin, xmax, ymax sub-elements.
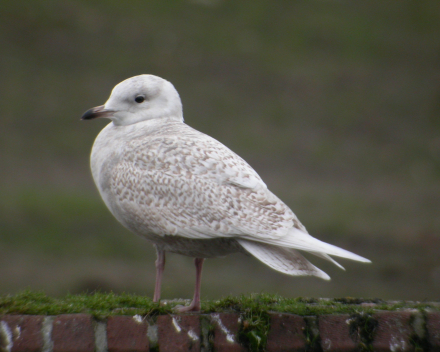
<box><xmin>174</xmin><ymin>300</ymin><xmax>201</xmax><ymax>313</ymax></box>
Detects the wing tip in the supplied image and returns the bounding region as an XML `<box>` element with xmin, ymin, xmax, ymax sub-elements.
<box><xmin>316</xmin><ymin>271</ymin><xmax>331</xmax><ymax>281</ymax></box>
<box><xmin>353</xmin><ymin>255</ymin><xmax>372</xmax><ymax>263</ymax></box>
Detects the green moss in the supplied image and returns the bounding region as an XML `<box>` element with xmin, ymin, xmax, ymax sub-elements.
<box><xmin>1</xmin><ymin>291</ymin><xmax>438</xmax><ymax>317</ymax></box>
<box><xmin>0</xmin><ymin>290</ymin><xmax>170</xmax><ymax>317</ymax></box>
<box><xmin>199</xmin><ymin>315</ymin><xmax>215</xmax><ymax>351</ymax></box>
<box><xmin>239</xmin><ymin>309</ymin><xmax>270</xmax><ymax>351</ymax></box>
<box><xmin>409</xmin><ymin>311</ymin><xmax>430</xmax><ymax>352</ymax></box>
<box><xmin>303</xmin><ymin>316</ymin><xmax>320</xmax><ymax>350</ymax></box>
<box><xmin>207</xmin><ymin>294</ymin><xmax>379</xmax><ymax>316</ymax></box>
<box><xmin>348</xmin><ymin>313</ymin><xmax>378</xmax><ymax>351</ymax></box>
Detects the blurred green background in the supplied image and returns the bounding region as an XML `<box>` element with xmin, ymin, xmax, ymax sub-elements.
<box><xmin>1</xmin><ymin>0</ymin><xmax>439</xmax><ymax>301</ymax></box>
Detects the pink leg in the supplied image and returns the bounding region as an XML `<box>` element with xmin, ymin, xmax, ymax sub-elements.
<box><xmin>176</xmin><ymin>258</ymin><xmax>205</xmax><ymax>312</ymax></box>
<box><xmin>153</xmin><ymin>246</ymin><xmax>165</xmax><ymax>303</ymax></box>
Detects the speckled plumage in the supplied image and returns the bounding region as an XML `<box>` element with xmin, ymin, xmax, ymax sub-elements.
<box><xmin>83</xmin><ymin>75</ymin><xmax>370</xmax><ymax>310</ymax></box>
<box><xmin>91</xmin><ymin>118</ymin><xmax>302</xmax><ymax>254</ymax></box>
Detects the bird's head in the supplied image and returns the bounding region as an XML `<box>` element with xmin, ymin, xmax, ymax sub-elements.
<box><xmin>81</xmin><ymin>74</ymin><xmax>183</xmax><ymax>125</ymax></box>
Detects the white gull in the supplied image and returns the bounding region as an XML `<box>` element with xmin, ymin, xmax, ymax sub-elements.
<box><xmin>82</xmin><ymin>74</ymin><xmax>371</xmax><ymax>312</ymax></box>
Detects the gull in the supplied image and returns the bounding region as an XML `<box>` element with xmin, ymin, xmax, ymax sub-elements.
<box><xmin>82</xmin><ymin>74</ymin><xmax>370</xmax><ymax>312</ymax></box>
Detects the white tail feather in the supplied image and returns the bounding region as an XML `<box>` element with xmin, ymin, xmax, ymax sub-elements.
<box><xmin>248</xmin><ymin>227</ymin><xmax>371</xmax><ymax>263</ymax></box>
<box><xmin>309</xmin><ymin>252</ymin><xmax>345</xmax><ymax>270</ymax></box>
<box><xmin>237</xmin><ymin>239</ymin><xmax>331</xmax><ymax>280</ymax></box>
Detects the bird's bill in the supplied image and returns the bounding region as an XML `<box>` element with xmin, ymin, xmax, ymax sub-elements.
<box><xmin>81</xmin><ymin>105</ymin><xmax>115</xmax><ymax>120</ymax></box>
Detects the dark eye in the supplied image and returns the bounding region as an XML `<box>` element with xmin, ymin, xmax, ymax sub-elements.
<box><xmin>134</xmin><ymin>95</ymin><xmax>145</xmax><ymax>103</ymax></box>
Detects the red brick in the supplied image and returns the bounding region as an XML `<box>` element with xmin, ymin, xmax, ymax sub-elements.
<box><xmin>52</xmin><ymin>314</ymin><xmax>95</xmax><ymax>352</ymax></box>
<box><xmin>427</xmin><ymin>312</ymin><xmax>440</xmax><ymax>351</ymax></box>
<box><xmin>371</xmin><ymin>312</ymin><xmax>414</xmax><ymax>352</ymax></box>
<box><xmin>157</xmin><ymin>315</ymin><xmax>200</xmax><ymax>352</ymax></box>
<box><xmin>0</xmin><ymin>315</ymin><xmax>44</xmax><ymax>352</ymax></box>
<box><xmin>107</xmin><ymin>316</ymin><xmax>149</xmax><ymax>352</ymax></box>
<box><xmin>266</xmin><ymin>313</ymin><xmax>307</xmax><ymax>352</ymax></box>
<box><xmin>210</xmin><ymin>313</ymin><xmax>246</xmax><ymax>352</ymax></box>
<box><xmin>319</xmin><ymin>315</ymin><xmax>359</xmax><ymax>352</ymax></box>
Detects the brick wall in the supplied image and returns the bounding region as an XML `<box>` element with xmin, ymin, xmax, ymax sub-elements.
<box><xmin>1</xmin><ymin>310</ymin><xmax>440</xmax><ymax>351</ymax></box>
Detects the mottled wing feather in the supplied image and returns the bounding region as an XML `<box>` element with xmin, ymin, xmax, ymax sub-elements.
<box><xmin>110</xmin><ymin>122</ymin><xmax>304</xmax><ymax>240</ymax></box>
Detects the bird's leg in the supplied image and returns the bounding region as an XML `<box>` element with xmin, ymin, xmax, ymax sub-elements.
<box><xmin>176</xmin><ymin>257</ymin><xmax>204</xmax><ymax>312</ymax></box>
<box><xmin>153</xmin><ymin>246</ymin><xmax>166</xmax><ymax>303</ymax></box>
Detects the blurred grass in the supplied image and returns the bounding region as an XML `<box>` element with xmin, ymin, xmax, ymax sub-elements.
<box><xmin>0</xmin><ymin>186</ymin><xmax>145</xmax><ymax>259</ymax></box>
<box><xmin>0</xmin><ymin>0</ymin><xmax>440</xmax><ymax>300</ymax></box>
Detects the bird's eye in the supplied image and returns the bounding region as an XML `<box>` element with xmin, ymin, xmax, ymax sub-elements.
<box><xmin>134</xmin><ymin>95</ymin><xmax>145</xmax><ymax>103</ymax></box>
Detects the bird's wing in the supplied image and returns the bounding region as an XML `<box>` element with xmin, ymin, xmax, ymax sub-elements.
<box><xmin>108</xmin><ymin>122</ymin><xmax>301</xmax><ymax>240</ymax></box>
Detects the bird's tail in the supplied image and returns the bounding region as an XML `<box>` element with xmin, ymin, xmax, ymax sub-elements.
<box><xmin>237</xmin><ymin>239</ymin><xmax>331</xmax><ymax>280</ymax></box>
<box><xmin>252</xmin><ymin>227</ymin><xmax>371</xmax><ymax>263</ymax></box>
<box><xmin>238</xmin><ymin>227</ymin><xmax>370</xmax><ymax>279</ymax></box>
